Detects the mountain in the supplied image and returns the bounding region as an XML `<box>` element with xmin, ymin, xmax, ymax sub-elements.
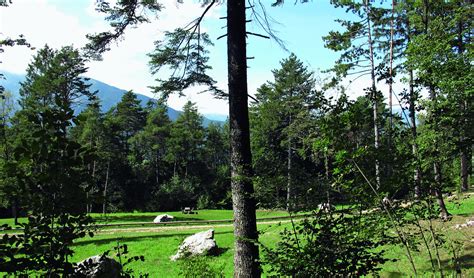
<box><xmin>1</xmin><ymin>72</ymin><xmax>224</xmax><ymax>126</ymax></box>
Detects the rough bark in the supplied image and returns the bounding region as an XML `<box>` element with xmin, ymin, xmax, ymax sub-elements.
<box><xmin>460</xmin><ymin>150</ymin><xmax>469</xmax><ymax>191</ymax></box>
<box><xmin>102</xmin><ymin>161</ymin><xmax>110</xmax><ymax>215</ymax></box>
<box><xmin>12</xmin><ymin>199</ymin><xmax>18</xmax><ymax>225</ymax></box>
<box><xmin>429</xmin><ymin>85</ymin><xmax>450</xmax><ymax>220</ymax></box>
<box><xmin>388</xmin><ymin>0</ymin><xmax>394</xmax><ymax>152</ymax></box>
<box><xmin>457</xmin><ymin>12</ymin><xmax>469</xmax><ymax>192</ymax></box>
<box><xmin>227</xmin><ymin>0</ymin><xmax>260</xmax><ymax>276</ymax></box>
<box><xmin>405</xmin><ymin>17</ymin><xmax>422</xmax><ymax>197</ymax></box>
<box><xmin>409</xmin><ymin>69</ymin><xmax>421</xmax><ymax>197</ymax></box>
<box><xmin>286</xmin><ymin>114</ymin><xmax>292</xmax><ymax>211</ymax></box>
<box><xmin>434</xmin><ymin>162</ymin><xmax>450</xmax><ymax>220</ymax></box>
<box><xmin>365</xmin><ymin>0</ymin><xmax>381</xmax><ymax>189</ymax></box>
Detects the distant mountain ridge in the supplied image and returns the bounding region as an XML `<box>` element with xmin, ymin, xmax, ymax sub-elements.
<box><xmin>1</xmin><ymin>72</ymin><xmax>224</xmax><ymax>126</ymax></box>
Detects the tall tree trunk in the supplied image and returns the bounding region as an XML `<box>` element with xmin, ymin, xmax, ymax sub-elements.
<box><xmin>102</xmin><ymin>161</ymin><xmax>110</xmax><ymax>215</ymax></box>
<box><xmin>429</xmin><ymin>86</ymin><xmax>450</xmax><ymax>220</ymax></box>
<box><xmin>12</xmin><ymin>198</ymin><xmax>18</xmax><ymax>226</ymax></box>
<box><xmin>388</xmin><ymin>0</ymin><xmax>395</xmax><ymax>153</ymax></box>
<box><xmin>365</xmin><ymin>0</ymin><xmax>381</xmax><ymax>189</ymax></box>
<box><xmin>421</xmin><ymin>0</ymin><xmax>449</xmax><ymax>219</ymax></box>
<box><xmin>155</xmin><ymin>151</ymin><xmax>161</xmax><ymax>186</ymax></box>
<box><xmin>407</xmin><ymin>14</ymin><xmax>421</xmax><ymax>197</ymax></box>
<box><xmin>90</xmin><ymin>159</ymin><xmax>96</xmax><ymax>213</ymax></box>
<box><xmin>173</xmin><ymin>160</ymin><xmax>177</xmax><ymax>177</ymax></box>
<box><xmin>409</xmin><ymin>69</ymin><xmax>421</xmax><ymax>197</ymax></box>
<box><xmin>227</xmin><ymin>0</ymin><xmax>260</xmax><ymax>277</ymax></box>
<box><xmin>461</xmin><ymin>150</ymin><xmax>469</xmax><ymax>191</ymax></box>
<box><xmin>457</xmin><ymin>12</ymin><xmax>469</xmax><ymax>192</ymax></box>
<box><xmin>434</xmin><ymin>162</ymin><xmax>450</xmax><ymax>220</ymax></box>
<box><xmin>286</xmin><ymin>126</ymin><xmax>292</xmax><ymax>211</ymax></box>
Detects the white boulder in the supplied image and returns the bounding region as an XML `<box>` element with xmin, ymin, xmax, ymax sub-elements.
<box><xmin>153</xmin><ymin>214</ymin><xmax>174</xmax><ymax>223</ymax></box>
<box><xmin>171</xmin><ymin>229</ymin><xmax>218</xmax><ymax>261</ymax></box>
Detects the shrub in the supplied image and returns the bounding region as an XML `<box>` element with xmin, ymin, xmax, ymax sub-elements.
<box><xmin>262</xmin><ymin>209</ymin><xmax>390</xmax><ymax>277</ymax></box>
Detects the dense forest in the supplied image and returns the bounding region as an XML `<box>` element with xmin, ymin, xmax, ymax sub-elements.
<box><xmin>0</xmin><ymin>0</ymin><xmax>472</xmax><ymax>276</ymax></box>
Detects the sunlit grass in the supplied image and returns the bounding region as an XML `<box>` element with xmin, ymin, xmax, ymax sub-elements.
<box><xmin>1</xmin><ymin>193</ymin><xmax>473</xmax><ymax>276</ymax></box>
<box><xmin>0</xmin><ymin>209</ymin><xmax>294</xmax><ymax>228</ymax></box>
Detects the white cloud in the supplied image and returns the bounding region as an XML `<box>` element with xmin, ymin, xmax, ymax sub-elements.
<box><xmin>1</xmin><ymin>0</ymin><xmax>98</xmax><ymax>72</ymax></box>
<box><xmin>1</xmin><ymin>0</ymin><xmax>227</xmax><ymax>115</ymax></box>
<box><xmin>341</xmin><ymin>74</ymin><xmax>409</xmax><ymax>108</ymax></box>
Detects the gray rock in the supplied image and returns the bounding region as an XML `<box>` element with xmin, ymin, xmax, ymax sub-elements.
<box><xmin>75</xmin><ymin>255</ymin><xmax>122</xmax><ymax>278</ymax></box>
<box><xmin>171</xmin><ymin>229</ymin><xmax>218</xmax><ymax>260</ymax></box>
<box><xmin>153</xmin><ymin>214</ymin><xmax>174</xmax><ymax>223</ymax></box>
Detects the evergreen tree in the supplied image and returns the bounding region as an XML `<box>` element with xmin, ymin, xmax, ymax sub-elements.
<box><xmin>84</xmin><ymin>0</ymin><xmax>309</xmax><ymax>272</ymax></box>
<box><xmin>252</xmin><ymin>54</ymin><xmax>322</xmax><ymax>210</ymax></box>
<box><xmin>0</xmin><ymin>45</ymin><xmax>93</xmax><ymax>275</ymax></box>
<box><xmin>167</xmin><ymin>101</ymin><xmax>205</xmax><ymax>178</ymax></box>
<box><xmin>129</xmin><ymin>100</ymin><xmax>172</xmax><ymax>210</ymax></box>
<box><xmin>324</xmin><ymin>0</ymin><xmax>388</xmax><ymax>189</ymax></box>
<box><xmin>201</xmin><ymin>121</ymin><xmax>230</xmax><ymax>209</ymax></box>
<box><xmin>71</xmin><ymin>97</ymin><xmax>107</xmax><ymax>213</ymax></box>
<box><xmin>0</xmin><ymin>91</ymin><xmax>20</xmax><ymax>222</ymax></box>
<box><xmin>103</xmin><ymin>90</ymin><xmax>146</xmax><ymax>210</ymax></box>
<box><xmin>407</xmin><ymin>0</ymin><xmax>472</xmax><ymax>195</ymax></box>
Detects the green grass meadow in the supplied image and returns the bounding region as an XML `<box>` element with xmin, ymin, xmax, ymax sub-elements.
<box><xmin>1</xmin><ymin>194</ymin><xmax>473</xmax><ymax>276</ymax></box>
<box><xmin>0</xmin><ymin>209</ymin><xmax>293</xmax><ymax>228</ymax></box>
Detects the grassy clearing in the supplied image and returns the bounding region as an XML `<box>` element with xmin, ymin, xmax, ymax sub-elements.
<box><xmin>72</xmin><ymin>223</ymin><xmax>288</xmax><ymax>277</ymax></box>
<box><xmin>92</xmin><ymin>209</ymin><xmax>294</xmax><ymax>224</ymax></box>
<box><xmin>70</xmin><ymin>194</ymin><xmax>474</xmax><ymax>277</ymax></box>
<box><xmin>1</xmin><ymin>193</ymin><xmax>473</xmax><ymax>276</ymax></box>
<box><xmin>71</xmin><ymin>215</ymin><xmax>474</xmax><ymax>277</ymax></box>
<box><xmin>0</xmin><ymin>209</ymin><xmax>293</xmax><ymax>228</ymax></box>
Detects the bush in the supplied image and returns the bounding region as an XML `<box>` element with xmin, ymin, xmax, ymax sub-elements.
<box><xmin>262</xmin><ymin>209</ymin><xmax>390</xmax><ymax>277</ymax></box>
<box><xmin>178</xmin><ymin>256</ymin><xmax>225</xmax><ymax>278</ymax></box>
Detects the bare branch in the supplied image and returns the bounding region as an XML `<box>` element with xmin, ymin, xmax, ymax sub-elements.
<box><xmin>217</xmin><ymin>34</ymin><xmax>228</xmax><ymax>40</ymax></box>
<box><xmin>248</xmin><ymin>93</ymin><xmax>259</xmax><ymax>103</ymax></box>
<box><xmin>246</xmin><ymin>31</ymin><xmax>270</xmax><ymax>39</ymax></box>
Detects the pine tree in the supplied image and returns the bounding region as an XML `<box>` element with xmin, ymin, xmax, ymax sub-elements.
<box><xmin>130</xmin><ymin>100</ymin><xmax>172</xmax><ymax>190</ymax></box>
<box><xmin>72</xmin><ymin>97</ymin><xmax>106</xmax><ymax>213</ymax></box>
<box><xmin>103</xmin><ymin>90</ymin><xmax>146</xmax><ymax>210</ymax></box>
<box><xmin>86</xmin><ymin>0</ymin><xmax>262</xmax><ymax>274</ymax></box>
<box><xmin>252</xmin><ymin>54</ymin><xmax>321</xmax><ymax>210</ymax></box>
<box><xmin>324</xmin><ymin>0</ymin><xmax>388</xmax><ymax>189</ymax></box>
<box><xmin>202</xmin><ymin>122</ymin><xmax>230</xmax><ymax>209</ymax></box>
<box><xmin>167</xmin><ymin>101</ymin><xmax>205</xmax><ymax>179</ymax></box>
<box><xmin>405</xmin><ymin>0</ymin><xmax>473</xmax><ymax>218</ymax></box>
<box><xmin>0</xmin><ymin>45</ymin><xmax>93</xmax><ymax>275</ymax></box>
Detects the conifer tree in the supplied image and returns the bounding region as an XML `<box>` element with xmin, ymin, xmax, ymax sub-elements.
<box><xmin>324</xmin><ymin>0</ymin><xmax>387</xmax><ymax>189</ymax></box>
<box><xmin>252</xmin><ymin>54</ymin><xmax>321</xmax><ymax>210</ymax></box>
<box><xmin>0</xmin><ymin>45</ymin><xmax>93</xmax><ymax>275</ymax></box>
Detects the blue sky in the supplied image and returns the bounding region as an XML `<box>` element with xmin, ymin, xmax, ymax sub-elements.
<box><xmin>1</xmin><ymin>0</ymin><xmax>393</xmax><ymax>115</ymax></box>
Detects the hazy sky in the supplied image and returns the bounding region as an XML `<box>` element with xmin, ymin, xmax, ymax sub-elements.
<box><xmin>1</xmin><ymin>0</ymin><xmax>399</xmax><ymax>115</ymax></box>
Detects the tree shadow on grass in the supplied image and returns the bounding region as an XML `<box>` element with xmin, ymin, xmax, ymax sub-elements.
<box><xmin>94</xmin><ymin>215</ymin><xmax>201</xmax><ymax>223</ymax></box>
<box><xmin>74</xmin><ymin>230</ymin><xmax>234</xmax><ymax>247</ymax></box>
<box><xmin>451</xmin><ymin>212</ymin><xmax>474</xmax><ymax>217</ymax></box>
<box><xmin>381</xmin><ymin>272</ymin><xmax>404</xmax><ymax>278</ymax></box>
<box><xmin>424</xmin><ymin>254</ymin><xmax>474</xmax><ymax>275</ymax></box>
<box><xmin>212</xmin><ymin>247</ymin><xmax>230</xmax><ymax>257</ymax></box>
